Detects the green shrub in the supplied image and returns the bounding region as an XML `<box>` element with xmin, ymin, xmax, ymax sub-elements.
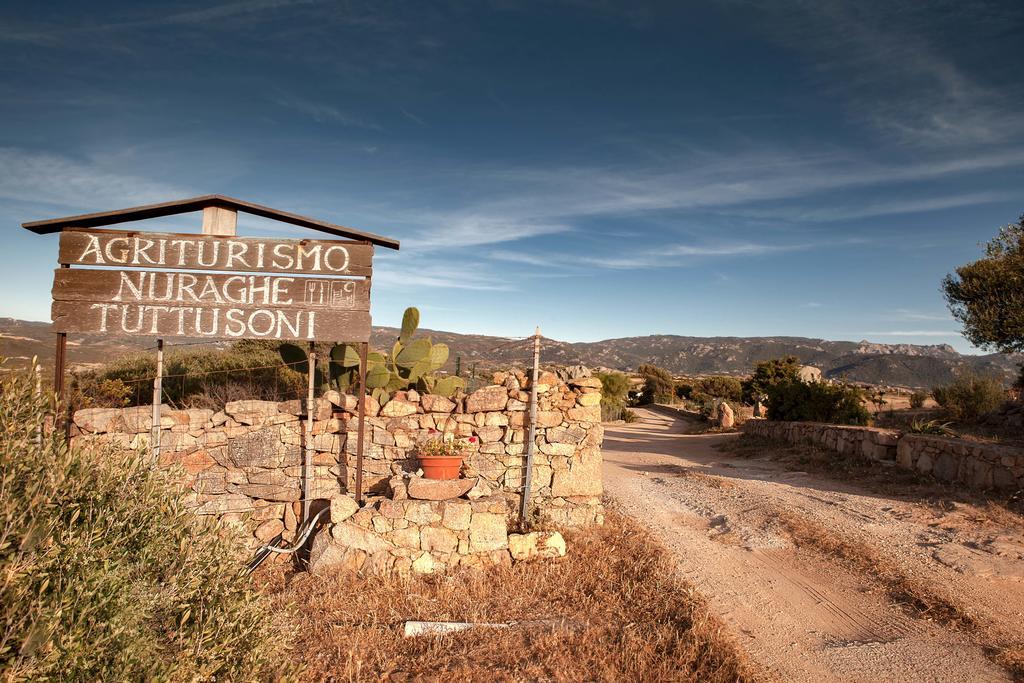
<box><xmin>596</xmin><ymin>371</ymin><xmax>630</xmax><ymax>421</ymax></box>
<box><xmin>637</xmin><ymin>364</ymin><xmax>675</xmax><ymax>404</ymax></box>
<box><xmin>766</xmin><ymin>380</ymin><xmax>870</xmax><ymax>426</ymax></box>
<box><xmin>1</xmin><ymin>361</ymin><xmax>288</xmax><ymax>681</ymax></box>
<box><xmin>931</xmin><ymin>372</ymin><xmax>1005</xmax><ymax>422</ymax></box>
<box><xmin>674</xmin><ymin>382</ymin><xmax>694</xmax><ymax>400</ymax></box>
<box><xmin>743</xmin><ymin>355</ymin><xmax>801</xmax><ymax>403</ymax></box>
<box><xmin>909</xmin><ymin>418</ymin><xmax>955</xmax><ymax>435</ymax></box>
<box><xmin>909</xmin><ymin>390</ymin><xmax>928</xmax><ymax>409</ymax></box>
<box><xmin>621</xmin><ymin>409</ymin><xmax>638</xmax><ymax>424</ymax></box>
<box><xmin>695</xmin><ymin>376</ymin><xmax>743</xmax><ymax>402</ymax></box>
<box><xmin>72</xmin><ymin>339</ymin><xmax>305</xmax><ymax>410</ymax></box>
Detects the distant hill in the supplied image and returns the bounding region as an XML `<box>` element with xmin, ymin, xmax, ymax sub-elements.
<box><xmin>1</xmin><ymin>317</ymin><xmax>1018</xmax><ymax>389</ymax></box>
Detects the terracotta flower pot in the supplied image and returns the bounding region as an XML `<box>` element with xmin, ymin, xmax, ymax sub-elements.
<box><xmin>418</xmin><ymin>455</ymin><xmax>463</xmax><ymax>480</ymax></box>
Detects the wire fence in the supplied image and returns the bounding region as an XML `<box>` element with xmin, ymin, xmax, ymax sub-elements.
<box><xmin>68</xmin><ymin>333</ymin><xmax>547</xmax><ymax>412</ymax></box>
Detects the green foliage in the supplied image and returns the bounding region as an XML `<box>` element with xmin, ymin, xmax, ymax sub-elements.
<box><xmin>0</xmin><ymin>361</ymin><xmax>287</xmax><ymax>681</ymax></box>
<box><xmin>766</xmin><ymin>379</ymin><xmax>870</xmax><ymax>426</ymax></box>
<box><xmin>695</xmin><ymin>376</ymin><xmax>743</xmax><ymax>402</ymax></box>
<box><xmin>621</xmin><ymin>408</ymin><xmax>638</xmax><ymax>424</ymax></box>
<box><xmin>743</xmin><ymin>355</ymin><xmax>801</xmax><ymax>402</ymax></box>
<box><xmin>909</xmin><ymin>418</ymin><xmax>955</xmax><ymax>435</ymax></box>
<box><xmin>637</xmin><ymin>364</ymin><xmax>675</xmax><ymax>404</ymax></box>
<box><xmin>595</xmin><ymin>372</ymin><xmax>629</xmax><ymax>421</ymax></box>
<box><xmin>278</xmin><ymin>306</ymin><xmax>466</xmax><ymax>404</ymax></box>
<box><xmin>931</xmin><ymin>372</ymin><xmax>1005</xmax><ymax>422</ymax></box>
<box><xmin>674</xmin><ymin>382</ymin><xmax>694</xmax><ymax>400</ymax></box>
<box><xmin>868</xmin><ymin>389</ymin><xmax>887</xmax><ymax>413</ymax></box>
<box><xmin>942</xmin><ymin>215</ymin><xmax>1024</xmax><ymax>352</ymax></box>
<box><xmin>67</xmin><ymin>375</ymin><xmax>131</xmax><ymax>409</ymax></box>
<box><xmin>73</xmin><ymin>341</ymin><xmax>305</xmax><ymax>410</ymax></box>
<box><xmin>909</xmin><ymin>390</ymin><xmax>928</xmax><ymax>409</ymax></box>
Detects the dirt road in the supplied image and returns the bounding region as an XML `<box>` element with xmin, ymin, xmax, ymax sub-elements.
<box><xmin>603</xmin><ymin>408</ymin><xmax>1024</xmax><ymax>683</ymax></box>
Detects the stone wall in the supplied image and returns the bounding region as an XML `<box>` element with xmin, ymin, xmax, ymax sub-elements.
<box><xmin>742</xmin><ymin>420</ymin><xmax>1024</xmax><ymax>491</ymax></box>
<box><xmin>310</xmin><ymin>486</ymin><xmax>567</xmax><ymax>576</ymax></box>
<box><xmin>70</xmin><ymin>370</ymin><xmax>604</xmax><ymax>546</ymax></box>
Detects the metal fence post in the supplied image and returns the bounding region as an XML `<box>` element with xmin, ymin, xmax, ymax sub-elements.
<box><xmin>520</xmin><ymin>327</ymin><xmax>541</xmax><ymax>525</ymax></box>
<box><xmin>151</xmin><ymin>339</ymin><xmax>163</xmax><ymax>464</ymax></box>
<box><xmin>303</xmin><ymin>341</ymin><xmax>316</xmax><ymax>522</ymax></box>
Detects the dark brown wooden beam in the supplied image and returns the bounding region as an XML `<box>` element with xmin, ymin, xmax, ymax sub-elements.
<box><xmin>22</xmin><ymin>194</ymin><xmax>400</xmax><ymax>250</ymax></box>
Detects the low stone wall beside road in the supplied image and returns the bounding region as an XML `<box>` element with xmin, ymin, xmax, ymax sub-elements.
<box><xmin>742</xmin><ymin>420</ymin><xmax>1024</xmax><ymax>492</ymax></box>
<box><xmin>70</xmin><ymin>370</ymin><xmax>605</xmax><ymax>548</ymax></box>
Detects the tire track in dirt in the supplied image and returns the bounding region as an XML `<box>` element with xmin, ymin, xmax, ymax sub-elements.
<box><xmin>602</xmin><ymin>408</ymin><xmax>1015</xmax><ymax>682</ymax></box>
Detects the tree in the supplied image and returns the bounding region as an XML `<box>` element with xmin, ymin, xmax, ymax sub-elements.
<box><xmin>595</xmin><ymin>371</ymin><xmax>631</xmax><ymax>420</ymax></box>
<box><xmin>743</xmin><ymin>355</ymin><xmax>801</xmax><ymax>402</ymax></box>
<box><xmin>766</xmin><ymin>379</ymin><xmax>869</xmax><ymax>426</ymax></box>
<box><xmin>637</xmin><ymin>364</ymin><xmax>675</xmax><ymax>404</ymax></box>
<box><xmin>942</xmin><ymin>215</ymin><xmax>1024</xmax><ymax>352</ymax></box>
<box><xmin>931</xmin><ymin>372</ymin><xmax>1005</xmax><ymax>422</ymax></box>
<box><xmin>696</xmin><ymin>376</ymin><xmax>743</xmax><ymax>402</ymax></box>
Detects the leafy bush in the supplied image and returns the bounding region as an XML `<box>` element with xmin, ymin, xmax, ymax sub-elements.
<box><xmin>596</xmin><ymin>371</ymin><xmax>630</xmax><ymax>421</ymax></box>
<box><xmin>766</xmin><ymin>380</ymin><xmax>870</xmax><ymax>426</ymax></box>
<box><xmin>1</xmin><ymin>361</ymin><xmax>288</xmax><ymax>681</ymax></box>
<box><xmin>637</xmin><ymin>364</ymin><xmax>675</xmax><ymax>404</ymax></box>
<box><xmin>621</xmin><ymin>409</ymin><xmax>638</xmax><ymax>424</ymax></box>
<box><xmin>909</xmin><ymin>390</ymin><xmax>928</xmax><ymax>409</ymax></box>
<box><xmin>674</xmin><ymin>382</ymin><xmax>694</xmax><ymax>400</ymax></box>
<box><xmin>743</xmin><ymin>355</ymin><xmax>801</xmax><ymax>403</ymax></box>
<box><xmin>71</xmin><ymin>339</ymin><xmax>306</xmax><ymax>410</ymax></box>
<box><xmin>67</xmin><ymin>375</ymin><xmax>131</xmax><ymax>409</ymax></box>
<box><xmin>695</xmin><ymin>376</ymin><xmax>743</xmax><ymax>402</ymax></box>
<box><xmin>931</xmin><ymin>372</ymin><xmax>1006</xmax><ymax>422</ymax></box>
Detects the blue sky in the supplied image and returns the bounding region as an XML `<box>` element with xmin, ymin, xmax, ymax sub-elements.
<box><xmin>2</xmin><ymin>1</ymin><xmax>1022</xmax><ymax>352</ymax></box>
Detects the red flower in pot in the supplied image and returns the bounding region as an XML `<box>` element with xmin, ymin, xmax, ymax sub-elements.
<box><xmin>416</xmin><ymin>429</ymin><xmax>477</xmax><ymax>480</ymax></box>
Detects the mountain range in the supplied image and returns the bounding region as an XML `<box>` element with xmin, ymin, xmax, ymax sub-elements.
<box><xmin>1</xmin><ymin>317</ymin><xmax>1019</xmax><ymax>389</ymax></box>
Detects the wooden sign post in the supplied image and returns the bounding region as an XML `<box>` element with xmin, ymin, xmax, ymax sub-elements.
<box><xmin>24</xmin><ymin>194</ymin><xmax>400</xmax><ymax>520</ymax></box>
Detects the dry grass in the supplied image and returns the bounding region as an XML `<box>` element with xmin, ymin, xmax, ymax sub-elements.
<box><xmin>772</xmin><ymin>510</ymin><xmax>1024</xmax><ymax>680</ymax></box>
<box><xmin>720</xmin><ymin>437</ymin><xmax>1024</xmax><ymax>677</ymax></box>
<box><xmin>772</xmin><ymin>510</ymin><xmax>975</xmax><ymax>629</ymax></box>
<box><xmin>259</xmin><ymin>508</ymin><xmax>758</xmax><ymax>682</ymax></box>
<box><xmin>721</xmin><ymin>436</ymin><xmax>1024</xmax><ymax>520</ymax></box>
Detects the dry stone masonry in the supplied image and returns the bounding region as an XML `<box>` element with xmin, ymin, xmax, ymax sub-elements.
<box><xmin>309</xmin><ymin>478</ymin><xmax>568</xmax><ymax>576</ymax></box>
<box><xmin>743</xmin><ymin>420</ymin><xmax>1024</xmax><ymax>491</ymax></box>
<box><xmin>70</xmin><ymin>370</ymin><xmax>605</xmax><ymax>561</ymax></box>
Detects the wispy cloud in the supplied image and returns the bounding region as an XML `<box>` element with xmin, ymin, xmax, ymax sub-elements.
<box><xmin>401</xmin><ymin>215</ymin><xmax>571</xmax><ymax>251</ymax></box>
<box><xmin>372</xmin><ymin>261</ymin><xmax>514</xmax><ymax>291</ymax></box>
<box><xmin>735</xmin><ymin>0</ymin><xmax>1024</xmax><ymax>147</ymax></box>
<box><xmin>1</xmin><ymin>0</ymin><xmax>321</xmax><ymax>45</ymax></box>
<box><xmin>888</xmin><ymin>309</ymin><xmax>953</xmax><ymax>322</ymax></box>
<box><xmin>486</xmin><ymin>250</ymin><xmax>558</xmax><ymax>267</ymax></box>
<box><xmin>396</xmin><ymin>145</ymin><xmax>1024</xmax><ymax>254</ymax></box>
<box><xmin>725</xmin><ymin>190</ymin><xmax>1016</xmax><ymax>223</ymax></box>
<box><xmin>0</xmin><ymin>147</ymin><xmax>191</xmax><ymax>213</ymax></box>
<box><xmin>274</xmin><ymin>96</ymin><xmax>380</xmax><ymax>129</ymax></box>
<box><xmin>400</xmin><ymin>108</ymin><xmax>427</xmax><ymax>126</ymax></box>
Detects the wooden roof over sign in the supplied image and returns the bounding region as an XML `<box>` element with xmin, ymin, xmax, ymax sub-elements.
<box><xmin>21</xmin><ymin>194</ymin><xmax>401</xmax><ymax>250</ymax></box>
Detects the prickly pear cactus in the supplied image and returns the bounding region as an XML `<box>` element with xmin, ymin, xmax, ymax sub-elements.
<box><xmin>280</xmin><ymin>306</ymin><xmax>466</xmax><ymax>401</ymax></box>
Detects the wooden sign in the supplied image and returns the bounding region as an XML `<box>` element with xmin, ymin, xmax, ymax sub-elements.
<box><xmin>52</xmin><ymin>269</ymin><xmax>370</xmax><ymax>311</ymax></box>
<box><xmin>58</xmin><ymin>229</ymin><xmax>374</xmax><ymax>276</ymax></box>
<box><xmin>51</xmin><ymin>229</ymin><xmax>374</xmax><ymax>342</ymax></box>
<box><xmin>51</xmin><ymin>302</ymin><xmax>370</xmax><ymax>340</ymax></box>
